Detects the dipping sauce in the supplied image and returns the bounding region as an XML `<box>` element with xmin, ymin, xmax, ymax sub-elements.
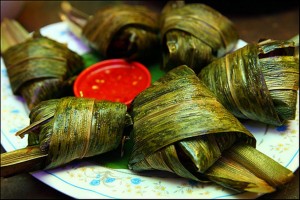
<box><xmin>73</xmin><ymin>59</ymin><xmax>151</xmax><ymax>107</ymax></box>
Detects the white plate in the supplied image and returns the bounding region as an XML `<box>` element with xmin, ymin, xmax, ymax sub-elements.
<box><xmin>1</xmin><ymin>22</ymin><xmax>299</xmax><ymax>199</ymax></box>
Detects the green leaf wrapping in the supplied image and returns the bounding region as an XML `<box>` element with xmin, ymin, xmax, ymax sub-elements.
<box><xmin>81</xmin><ymin>4</ymin><xmax>160</xmax><ymax>61</ymax></box>
<box><xmin>198</xmin><ymin>39</ymin><xmax>299</xmax><ymax>126</ymax></box>
<box><xmin>204</xmin><ymin>142</ymin><xmax>294</xmax><ymax>193</ymax></box>
<box><xmin>128</xmin><ymin>65</ymin><xmax>255</xmax><ymax>181</ymax></box>
<box><xmin>16</xmin><ymin>97</ymin><xmax>130</xmax><ymax>170</ymax></box>
<box><xmin>159</xmin><ymin>1</ymin><xmax>239</xmax><ymax>73</ymax></box>
<box><xmin>2</xmin><ymin>32</ymin><xmax>84</xmax><ymax>110</ymax></box>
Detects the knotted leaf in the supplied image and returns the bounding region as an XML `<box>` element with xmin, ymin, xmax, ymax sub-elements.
<box><xmin>198</xmin><ymin>39</ymin><xmax>299</xmax><ymax>126</ymax></box>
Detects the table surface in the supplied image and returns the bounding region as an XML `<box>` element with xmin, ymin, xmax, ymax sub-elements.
<box><xmin>1</xmin><ymin>1</ymin><xmax>299</xmax><ymax>199</ymax></box>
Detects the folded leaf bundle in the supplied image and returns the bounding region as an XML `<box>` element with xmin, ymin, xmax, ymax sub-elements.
<box><xmin>128</xmin><ymin>65</ymin><xmax>294</xmax><ymax>193</ymax></box>
<box><xmin>159</xmin><ymin>1</ymin><xmax>239</xmax><ymax>73</ymax></box>
<box><xmin>198</xmin><ymin>39</ymin><xmax>299</xmax><ymax>126</ymax></box>
<box><xmin>2</xmin><ymin>32</ymin><xmax>84</xmax><ymax>110</ymax></box>
<box><xmin>61</xmin><ymin>2</ymin><xmax>160</xmax><ymax>61</ymax></box>
<box><xmin>1</xmin><ymin>97</ymin><xmax>132</xmax><ymax>177</ymax></box>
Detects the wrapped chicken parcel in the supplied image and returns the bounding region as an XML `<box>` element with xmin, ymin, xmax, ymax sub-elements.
<box><xmin>128</xmin><ymin>65</ymin><xmax>294</xmax><ymax>193</ymax></box>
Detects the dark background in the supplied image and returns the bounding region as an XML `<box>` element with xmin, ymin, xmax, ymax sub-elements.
<box><xmin>1</xmin><ymin>1</ymin><xmax>299</xmax><ymax>199</ymax></box>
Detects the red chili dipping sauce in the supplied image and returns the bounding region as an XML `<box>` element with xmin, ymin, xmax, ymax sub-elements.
<box><xmin>73</xmin><ymin>59</ymin><xmax>151</xmax><ymax>107</ymax></box>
